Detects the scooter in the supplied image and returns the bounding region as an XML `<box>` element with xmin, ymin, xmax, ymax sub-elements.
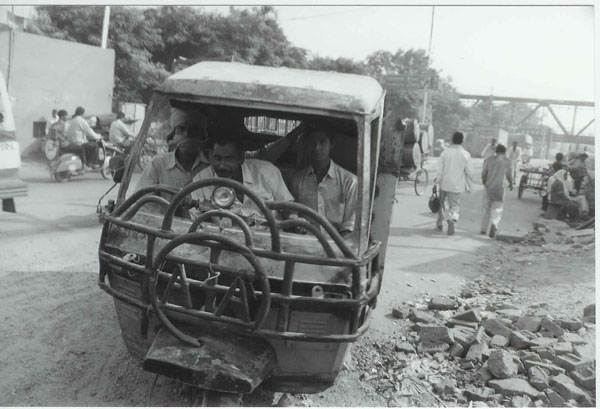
<box><xmin>44</xmin><ymin>138</ymin><xmax>125</xmax><ymax>182</ymax></box>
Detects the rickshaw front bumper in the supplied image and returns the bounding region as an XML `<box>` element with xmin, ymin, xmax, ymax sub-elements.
<box><xmin>143</xmin><ymin>325</ymin><xmax>275</xmax><ymax>394</ymax></box>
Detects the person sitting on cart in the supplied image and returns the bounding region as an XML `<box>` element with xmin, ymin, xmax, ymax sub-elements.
<box><xmin>290</xmin><ymin>124</ymin><xmax>357</xmax><ymax>237</ymax></box>
<box><xmin>548</xmin><ymin>169</ymin><xmax>587</xmax><ymax>221</ymax></box>
<box><xmin>190</xmin><ymin>134</ymin><xmax>294</xmax><ymax>221</ymax></box>
<box><xmin>568</xmin><ymin>152</ymin><xmax>589</xmax><ymax>193</ymax></box>
<box><xmin>551</xmin><ymin>152</ymin><xmax>567</xmax><ymax>173</ymax></box>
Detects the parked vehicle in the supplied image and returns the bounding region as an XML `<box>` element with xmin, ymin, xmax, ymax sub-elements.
<box><xmin>0</xmin><ymin>70</ymin><xmax>27</xmax><ymax>212</ymax></box>
<box><xmin>97</xmin><ymin>62</ymin><xmax>403</xmax><ymax>405</ymax></box>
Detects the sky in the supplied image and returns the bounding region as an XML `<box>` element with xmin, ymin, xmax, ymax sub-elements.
<box><xmin>206</xmin><ymin>4</ymin><xmax>596</xmax><ymax>134</ymax></box>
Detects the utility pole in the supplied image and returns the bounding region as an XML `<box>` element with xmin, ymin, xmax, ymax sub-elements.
<box><xmin>101</xmin><ymin>6</ymin><xmax>110</xmax><ymax>49</ymax></box>
<box><xmin>421</xmin><ymin>6</ymin><xmax>435</xmax><ymax>124</ymax></box>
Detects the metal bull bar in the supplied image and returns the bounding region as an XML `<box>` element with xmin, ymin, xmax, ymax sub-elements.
<box><xmin>98</xmin><ymin>179</ymin><xmax>382</xmax><ymax>345</ymax></box>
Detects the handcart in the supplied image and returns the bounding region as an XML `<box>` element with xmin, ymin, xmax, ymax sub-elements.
<box><xmin>518</xmin><ymin>166</ymin><xmax>550</xmax><ymax>199</ymax></box>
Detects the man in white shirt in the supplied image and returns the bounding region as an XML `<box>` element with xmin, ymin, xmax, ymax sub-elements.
<box><xmin>481</xmin><ymin>138</ymin><xmax>497</xmax><ymax>160</ymax></box>
<box><xmin>291</xmin><ymin>126</ymin><xmax>357</xmax><ymax>236</ymax></box>
<box><xmin>65</xmin><ymin>106</ymin><xmax>102</xmax><ymax>169</ymax></box>
<box><xmin>435</xmin><ymin>131</ymin><xmax>474</xmax><ymax>236</ymax></box>
<box><xmin>109</xmin><ymin>111</ymin><xmax>135</xmax><ymax>150</ymax></box>
<box><xmin>508</xmin><ymin>141</ymin><xmax>523</xmax><ymax>181</ymax></box>
<box><xmin>191</xmin><ymin>135</ymin><xmax>294</xmax><ymax>220</ymax></box>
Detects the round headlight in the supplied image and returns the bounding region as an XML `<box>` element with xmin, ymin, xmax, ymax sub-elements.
<box><xmin>211</xmin><ymin>186</ymin><xmax>236</xmax><ymax>209</ymax></box>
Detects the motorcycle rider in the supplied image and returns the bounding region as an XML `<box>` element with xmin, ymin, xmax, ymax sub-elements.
<box><xmin>65</xmin><ymin>106</ymin><xmax>101</xmax><ymax>169</ymax></box>
<box><xmin>109</xmin><ymin>111</ymin><xmax>135</xmax><ymax>153</ymax></box>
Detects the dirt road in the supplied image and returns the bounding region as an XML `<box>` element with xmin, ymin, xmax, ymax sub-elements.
<box><xmin>0</xmin><ymin>160</ymin><xmax>594</xmax><ymax>406</ymax></box>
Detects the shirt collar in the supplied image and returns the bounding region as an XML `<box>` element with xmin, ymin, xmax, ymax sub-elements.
<box><xmin>241</xmin><ymin>161</ymin><xmax>256</xmax><ymax>185</ymax></box>
<box><xmin>307</xmin><ymin>159</ymin><xmax>336</xmax><ymax>180</ymax></box>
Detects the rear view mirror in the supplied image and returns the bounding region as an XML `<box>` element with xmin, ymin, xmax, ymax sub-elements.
<box><xmin>109</xmin><ymin>156</ymin><xmax>126</xmax><ymax>183</ymax></box>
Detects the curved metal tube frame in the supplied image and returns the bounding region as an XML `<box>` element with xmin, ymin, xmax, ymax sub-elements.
<box><xmin>188</xmin><ymin>209</ymin><xmax>255</xmax><ymax>247</ymax></box>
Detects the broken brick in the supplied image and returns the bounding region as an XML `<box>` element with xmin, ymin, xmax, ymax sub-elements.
<box><xmin>516</xmin><ymin>315</ymin><xmax>543</xmax><ymax>332</ymax></box>
<box><xmin>529</xmin><ymin>337</ymin><xmax>558</xmax><ymax>348</ymax></box>
<box><xmin>523</xmin><ymin>360</ymin><xmax>566</xmax><ymax>376</ymax></box>
<box><xmin>528</xmin><ymin>366</ymin><xmax>550</xmax><ymax>391</ymax></box>
<box><xmin>464</xmin><ymin>387</ymin><xmax>494</xmax><ymax>401</ymax></box>
<box><xmin>452</xmin><ymin>326</ymin><xmax>476</xmax><ymax>347</ymax></box>
<box><xmin>488</xmin><ymin>378</ymin><xmax>540</xmax><ymax>398</ymax></box>
<box><xmin>411</xmin><ymin>309</ymin><xmax>435</xmax><ymax>323</ymax></box>
<box><xmin>569</xmin><ymin>366</ymin><xmax>596</xmax><ymax>391</ymax></box>
<box><xmin>557</xmin><ymin>319</ymin><xmax>584</xmax><ymax>332</ymax></box>
<box><xmin>395</xmin><ymin>341</ymin><xmax>416</xmax><ymax>354</ymax></box>
<box><xmin>553</xmin><ymin>380</ymin><xmax>587</xmax><ymax>402</ymax></box>
<box><xmin>519</xmin><ymin>351</ymin><xmax>542</xmax><ymax>362</ymax></box>
<box><xmin>573</xmin><ymin>343</ymin><xmax>595</xmax><ymax>361</ymax></box>
<box><xmin>510</xmin><ymin>331</ymin><xmax>534</xmax><ymax>349</ymax></box>
<box><xmin>531</xmin><ymin>346</ymin><xmax>555</xmax><ymax>362</ymax></box>
<box><xmin>417</xmin><ymin>341</ymin><xmax>449</xmax><ymax>354</ymax></box>
<box><xmin>429</xmin><ymin>296</ymin><xmax>457</xmax><ymax>310</ymax></box>
<box><xmin>552</xmin><ymin>341</ymin><xmax>573</xmax><ymax>355</ymax></box>
<box><xmin>392</xmin><ymin>305</ymin><xmax>410</xmax><ymax>319</ymax></box>
<box><xmin>555</xmin><ymin>353</ymin><xmax>590</xmax><ymax>372</ymax></box>
<box><xmin>545</xmin><ymin>389</ymin><xmax>565</xmax><ymax>407</ymax></box>
<box><xmin>559</xmin><ymin>332</ymin><xmax>586</xmax><ymax>345</ymax></box>
<box><xmin>488</xmin><ymin>350</ymin><xmax>518</xmax><ymax>379</ymax></box>
<box><xmin>453</xmin><ymin>309</ymin><xmax>482</xmax><ymax>323</ymax></box>
<box><xmin>449</xmin><ymin>342</ymin><xmax>464</xmax><ymax>358</ymax></box>
<box><xmin>490</xmin><ymin>335</ymin><xmax>509</xmax><ymax>348</ymax></box>
<box><xmin>465</xmin><ymin>343</ymin><xmax>488</xmax><ymax>363</ymax></box>
<box><xmin>417</xmin><ymin>324</ymin><xmax>454</xmax><ymax>344</ymax></box>
<box><xmin>511</xmin><ymin>395</ymin><xmax>533</xmax><ymax>408</ymax></box>
<box><xmin>447</xmin><ymin>318</ymin><xmax>479</xmax><ymax>330</ymax></box>
<box><xmin>477</xmin><ymin>363</ymin><xmax>493</xmax><ymax>383</ymax></box>
<box><xmin>483</xmin><ymin>318</ymin><xmax>513</xmax><ymax>338</ymax></box>
<box><xmin>541</xmin><ymin>317</ymin><xmax>565</xmax><ymax>337</ymax></box>
<box><xmin>550</xmin><ymin>373</ymin><xmax>576</xmax><ymax>386</ymax></box>
<box><xmin>470</xmin><ymin>326</ymin><xmax>491</xmax><ymax>345</ymax></box>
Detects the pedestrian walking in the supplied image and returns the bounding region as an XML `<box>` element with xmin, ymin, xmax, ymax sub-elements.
<box><xmin>481</xmin><ymin>138</ymin><xmax>497</xmax><ymax>160</ymax></box>
<box><xmin>481</xmin><ymin>144</ymin><xmax>513</xmax><ymax>238</ymax></box>
<box><xmin>508</xmin><ymin>140</ymin><xmax>523</xmax><ymax>182</ymax></box>
<box><xmin>435</xmin><ymin>131</ymin><xmax>474</xmax><ymax>236</ymax></box>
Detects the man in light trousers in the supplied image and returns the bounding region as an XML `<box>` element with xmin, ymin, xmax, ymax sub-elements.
<box><xmin>481</xmin><ymin>144</ymin><xmax>513</xmax><ymax>238</ymax></box>
<box><xmin>435</xmin><ymin>131</ymin><xmax>474</xmax><ymax>236</ymax></box>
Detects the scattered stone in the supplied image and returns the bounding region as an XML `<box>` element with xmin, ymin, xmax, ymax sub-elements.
<box><xmin>453</xmin><ymin>309</ymin><xmax>482</xmax><ymax>323</ymax></box>
<box><xmin>484</xmin><ymin>319</ymin><xmax>513</xmax><ymax>338</ymax></box>
<box><xmin>490</xmin><ymin>335</ymin><xmax>509</xmax><ymax>348</ymax></box>
<box><xmin>488</xmin><ymin>350</ymin><xmax>518</xmax><ymax>379</ymax></box>
<box><xmin>533</xmin><ymin>399</ymin><xmax>544</xmax><ymax>407</ymax></box>
<box><xmin>496</xmin><ymin>233</ymin><xmax>527</xmax><ymax>243</ymax></box>
<box><xmin>417</xmin><ymin>341</ymin><xmax>449</xmax><ymax>354</ymax></box>
<box><xmin>555</xmin><ymin>353</ymin><xmax>590</xmax><ymax>372</ymax></box>
<box><xmin>449</xmin><ymin>343</ymin><xmax>464</xmax><ymax>358</ymax></box>
<box><xmin>511</xmin><ymin>395</ymin><xmax>533</xmax><ymax>408</ymax></box>
<box><xmin>411</xmin><ymin>309</ymin><xmax>436</xmax><ymax>323</ymax></box>
<box><xmin>516</xmin><ymin>315</ymin><xmax>543</xmax><ymax>332</ymax></box>
<box><xmin>477</xmin><ymin>363</ymin><xmax>493</xmax><ymax>383</ymax></box>
<box><xmin>545</xmin><ymin>389</ymin><xmax>565</xmax><ymax>407</ymax></box>
<box><xmin>395</xmin><ymin>341</ymin><xmax>416</xmax><ymax>354</ymax></box>
<box><xmin>573</xmin><ymin>343</ymin><xmax>595</xmax><ymax>361</ymax></box>
<box><xmin>553</xmin><ymin>380</ymin><xmax>587</xmax><ymax>402</ymax></box>
<box><xmin>470</xmin><ymin>326</ymin><xmax>491</xmax><ymax>345</ymax></box>
<box><xmin>540</xmin><ymin>317</ymin><xmax>565</xmax><ymax>337</ymax></box>
<box><xmin>550</xmin><ymin>373</ymin><xmax>576</xmax><ymax>386</ymax></box>
<box><xmin>563</xmin><ymin>228</ymin><xmax>594</xmax><ymax>238</ymax></box>
<box><xmin>461</xmin><ymin>288</ymin><xmax>476</xmax><ymax>298</ymax></box>
<box><xmin>447</xmin><ymin>318</ymin><xmax>479</xmax><ymax>330</ymax></box>
<box><xmin>465</xmin><ymin>343</ymin><xmax>488</xmax><ymax>363</ymax></box>
<box><xmin>488</xmin><ymin>378</ymin><xmax>540</xmax><ymax>398</ymax></box>
<box><xmin>429</xmin><ymin>296</ymin><xmax>457</xmax><ymax>310</ymax></box>
<box><xmin>417</xmin><ymin>324</ymin><xmax>454</xmax><ymax>344</ymax></box>
<box><xmin>542</xmin><ymin>231</ymin><xmax>563</xmax><ymax>244</ymax></box>
<box><xmin>569</xmin><ymin>366</ymin><xmax>596</xmax><ymax>391</ymax></box>
<box><xmin>532</xmin><ymin>218</ymin><xmax>570</xmax><ymax>233</ymax></box>
<box><xmin>557</xmin><ymin>319</ymin><xmax>584</xmax><ymax>332</ymax></box>
<box><xmin>452</xmin><ymin>326</ymin><xmax>476</xmax><ymax>347</ymax></box>
<box><xmin>472</xmin><ymin>402</ymin><xmax>489</xmax><ymax>408</ymax></box>
<box><xmin>529</xmin><ymin>337</ymin><xmax>558</xmax><ymax>348</ymax></box>
<box><xmin>583</xmin><ymin>304</ymin><xmax>595</xmax><ymax>324</ymax></box>
<box><xmin>519</xmin><ymin>351</ymin><xmax>542</xmax><ymax>362</ymax></box>
<box><xmin>552</xmin><ymin>341</ymin><xmax>573</xmax><ymax>355</ymax></box>
<box><xmin>579</xmin><ymin>394</ymin><xmax>595</xmax><ymax>407</ymax></box>
<box><xmin>528</xmin><ymin>366</ymin><xmax>550</xmax><ymax>391</ymax></box>
<box><xmin>510</xmin><ymin>331</ymin><xmax>534</xmax><ymax>350</ymax></box>
<box><xmin>461</xmin><ymin>361</ymin><xmax>475</xmax><ymax>370</ymax></box>
<box><xmin>464</xmin><ymin>387</ymin><xmax>494</xmax><ymax>401</ymax></box>
<box><xmin>487</xmin><ymin>393</ymin><xmax>503</xmax><ymax>403</ymax></box>
<box><xmin>432</xmin><ymin>377</ymin><xmax>456</xmax><ymax>395</ymax></box>
<box><xmin>523</xmin><ymin>360</ymin><xmax>566</xmax><ymax>376</ymax></box>
<box><xmin>496</xmin><ymin>309</ymin><xmax>522</xmax><ymax>321</ymax></box>
<box><xmin>559</xmin><ymin>333</ymin><xmax>586</xmax><ymax>345</ymax></box>
<box><xmin>392</xmin><ymin>305</ymin><xmax>410</xmax><ymax>319</ymax></box>
<box><xmin>531</xmin><ymin>346</ymin><xmax>555</xmax><ymax>362</ymax></box>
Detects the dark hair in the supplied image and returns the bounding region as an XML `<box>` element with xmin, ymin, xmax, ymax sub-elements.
<box><xmin>58</xmin><ymin>109</ymin><xmax>68</xmax><ymax>118</ymax></box>
<box><xmin>451</xmin><ymin>131</ymin><xmax>464</xmax><ymax>144</ymax></box>
<box><xmin>491</xmin><ymin>139</ymin><xmax>496</xmax><ymax>143</ymax></box>
<box><xmin>555</xmin><ymin>152</ymin><xmax>564</xmax><ymax>161</ymax></box>
<box><xmin>305</xmin><ymin>124</ymin><xmax>334</xmax><ymax>143</ymax></box>
<box><xmin>52</xmin><ymin>109</ymin><xmax>58</xmax><ymax>115</ymax></box>
<box><xmin>74</xmin><ymin>106</ymin><xmax>85</xmax><ymax>116</ymax></box>
<box><xmin>495</xmin><ymin>144</ymin><xmax>506</xmax><ymax>154</ymax></box>
<box><xmin>212</xmin><ymin>134</ymin><xmax>242</xmax><ymax>156</ymax></box>
<box><xmin>117</xmin><ymin>111</ymin><xmax>125</xmax><ymax>119</ymax></box>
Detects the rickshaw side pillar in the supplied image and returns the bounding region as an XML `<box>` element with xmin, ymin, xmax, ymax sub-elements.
<box><xmin>370</xmin><ymin>108</ymin><xmax>403</xmax><ymax>266</ymax></box>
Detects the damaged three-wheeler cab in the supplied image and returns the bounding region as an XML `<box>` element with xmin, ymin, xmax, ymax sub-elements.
<box><xmin>98</xmin><ymin>61</ymin><xmax>402</xmax><ymax>402</ymax></box>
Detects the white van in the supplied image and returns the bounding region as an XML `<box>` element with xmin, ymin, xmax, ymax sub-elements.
<box><xmin>0</xmin><ymin>70</ymin><xmax>27</xmax><ymax>212</ymax></box>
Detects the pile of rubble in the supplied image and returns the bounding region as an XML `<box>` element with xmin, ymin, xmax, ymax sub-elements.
<box><xmin>352</xmin><ymin>285</ymin><xmax>596</xmax><ymax>407</ymax></box>
<box><xmin>504</xmin><ymin>218</ymin><xmax>595</xmax><ymax>252</ymax></box>
<box><xmin>380</xmin><ymin>291</ymin><xmax>597</xmax><ymax>408</ymax></box>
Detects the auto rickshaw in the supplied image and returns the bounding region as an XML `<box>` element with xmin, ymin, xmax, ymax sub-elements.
<box><xmin>97</xmin><ymin>61</ymin><xmax>403</xmax><ymax>405</ymax></box>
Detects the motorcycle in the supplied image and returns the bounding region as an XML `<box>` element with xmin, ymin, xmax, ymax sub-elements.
<box><xmin>43</xmin><ymin>137</ymin><xmax>126</xmax><ymax>182</ymax></box>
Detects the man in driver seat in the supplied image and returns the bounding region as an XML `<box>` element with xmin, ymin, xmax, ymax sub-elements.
<box><xmin>191</xmin><ymin>135</ymin><xmax>294</xmax><ymax>220</ymax></box>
